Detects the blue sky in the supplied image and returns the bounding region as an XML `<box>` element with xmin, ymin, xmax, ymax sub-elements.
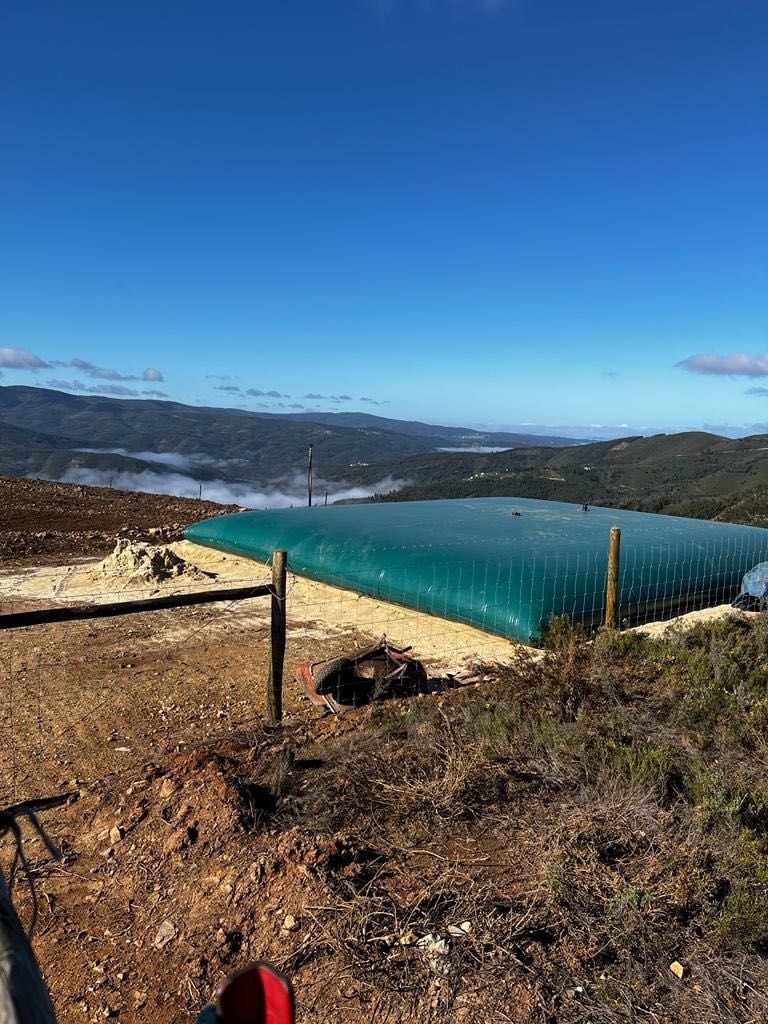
<box><xmin>1</xmin><ymin>0</ymin><xmax>766</xmax><ymax>434</ymax></box>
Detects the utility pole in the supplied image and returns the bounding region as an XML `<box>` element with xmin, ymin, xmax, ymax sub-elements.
<box><xmin>307</xmin><ymin>445</ymin><xmax>313</xmax><ymax>507</ymax></box>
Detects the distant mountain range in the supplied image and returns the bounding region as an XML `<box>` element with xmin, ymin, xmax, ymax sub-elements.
<box><xmin>342</xmin><ymin>432</ymin><xmax>768</xmax><ymax>526</ymax></box>
<box><xmin>0</xmin><ymin>387</ymin><xmax>580</xmax><ymax>501</ymax></box>
<box><xmin>242</xmin><ymin>407</ymin><xmax>580</xmax><ymax>446</ymax></box>
<box><xmin>5</xmin><ymin>386</ymin><xmax>768</xmax><ymax>526</ymax></box>
<box><xmin>4</xmin><ymin>385</ymin><xmax>768</xmax><ymax>524</ymax></box>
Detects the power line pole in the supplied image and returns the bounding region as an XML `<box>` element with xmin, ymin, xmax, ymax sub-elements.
<box><xmin>307</xmin><ymin>445</ymin><xmax>313</xmax><ymax>507</ymax></box>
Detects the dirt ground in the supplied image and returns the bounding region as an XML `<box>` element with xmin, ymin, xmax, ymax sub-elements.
<box><xmin>0</xmin><ymin>486</ymin><xmax>523</xmax><ymax>810</ymax></box>
<box><xmin>0</xmin><ymin>535</ymin><xmax>514</xmax><ymax>806</ymax></box>
<box><xmin>0</xmin><ymin>480</ymin><xmax>519</xmax><ymax>1023</ymax></box>
<box><xmin>2</xmin><ymin>478</ymin><xmax>763</xmax><ymax>1024</ymax></box>
<box><xmin>0</xmin><ymin>563</ymin><xmax>399</xmax><ymax>1018</ymax></box>
<box><xmin>0</xmin><ymin>475</ymin><xmax>239</xmax><ymax>567</ymax></box>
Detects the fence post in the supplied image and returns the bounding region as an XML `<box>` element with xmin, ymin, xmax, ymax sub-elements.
<box><xmin>267</xmin><ymin>549</ymin><xmax>288</xmax><ymax>723</ymax></box>
<box><xmin>605</xmin><ymin>527</ymin><xmax>621</xmax><ymax>629</ymax></box>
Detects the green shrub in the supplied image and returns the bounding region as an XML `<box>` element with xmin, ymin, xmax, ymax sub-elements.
<box><xmin>470</xmin><ymin>702</ymin><xmax>523</xmax><ymax>760</ymax></box>
<box><xmin>611</xmin><ymin>741</ymin><xmax>681</xmax><ymax>804</ymax></box>
<box><xmin>540</xmin><ymin>614</ymin><xmax>584</xmax><ymax>653</ymax></box>
<box><xmin>685</xmin><ymin>764</ymin><xmax>768</xmax><ymax>833</ymax></box>
<box><xmin>717</xmin><ymin>879</ymin><xmax>768</xmax><ymax>952</ymax></box>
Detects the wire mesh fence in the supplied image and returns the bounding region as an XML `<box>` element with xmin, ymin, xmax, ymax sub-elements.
<box><xmin>286</xmin><ymin>528</ymin><xmax>768</xmax><ymax>645</ymax></box>
<box><xmin>3</xmin><ymin>526</ymin><xmax>768</xmax><ymax>805</ymax></box>
<box><xmin>0</xmin><ymin>570</ymin><xmax>275</xmax><ymax>805</ymax></box>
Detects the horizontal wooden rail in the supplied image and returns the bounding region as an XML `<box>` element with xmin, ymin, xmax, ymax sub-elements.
<box><xmin>0</xmin><ymin>583</ymin><xmax>272</xmax><ymax>630</ymax></box>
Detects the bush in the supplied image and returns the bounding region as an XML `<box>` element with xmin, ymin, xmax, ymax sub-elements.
<box><xmin>611</xmin><ymin>742</ymin><xmax>681</xmax><ymax>805</ymax></box>
<box><xmin>718</xmin><ymin>880</ymin><xmax>768</xmax><ymax>951</ymax></box>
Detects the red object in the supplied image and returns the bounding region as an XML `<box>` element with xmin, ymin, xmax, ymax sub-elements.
<box><xmin>216</xmin><ymin>963</ymin><xmax>295</xmax><ymax>1024</ymax></box>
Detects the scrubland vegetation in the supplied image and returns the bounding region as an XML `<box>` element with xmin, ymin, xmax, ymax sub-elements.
<box><xmin>286</xmin><ymin>614</ymin><xmax>768</xmax><ymax>1020</ymax></box>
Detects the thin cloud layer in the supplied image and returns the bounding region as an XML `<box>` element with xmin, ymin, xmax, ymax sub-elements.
<box><xmin>52</xmin><ymin>358</ymin><xmax>166</xmax><ymax>383</ymax></box>
<box><xmin>46</xmin><ymin>378</ymin><xmax>140</xmax><ymax>397</ymax></box>
<box><xmin>677</xmin><ymin>352</ymin><xmax>768</xmax><ymax>377</ymax></box>
<box><xmin>70</xmin><ymin>358</ymin><xmax>127</xmax><ymax>380</ymax></box>
<box><xmin>1</xmin><ymin>349</ymin><xmax>166</xmax><ymax>388</ymax></box>
<box><xmin>0</xmin><ymin>351</ymin><xmax>391</xmax><ymax>414</ymax></box>
<box><xmin>3</xmin><ymin>355</ymin><xmax>389</xmax><ymax>414</ymax></box>
<box><xmin>45</xmin><ymin>378</ymin><xmax>167</xmax><ymax>399</ymax></box>
<box><xmin>300</xmin><ymin>392</ymin><xmax>353</xmax><ymax>402</ymax></box>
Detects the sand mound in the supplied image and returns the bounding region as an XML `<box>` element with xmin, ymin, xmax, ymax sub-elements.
<box><xmin>96</xmin><ymin>538</ymin><xmax>206</xmax><ymax>582</ymax></box>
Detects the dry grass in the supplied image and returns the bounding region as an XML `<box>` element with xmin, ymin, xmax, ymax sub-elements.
<box><xmin>255</xmin><ymin>614</ymin><xmax>768</xmax><ymax>1022</ymax></box>
<box><xmin>8</xmin><ymin>612</ymin><xmax>768</xmax><ymax>1023</ymax></box>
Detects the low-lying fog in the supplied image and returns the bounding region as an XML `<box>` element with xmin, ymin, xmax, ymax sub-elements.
<box><xmin>52</xmin><ymin>451</ymin><xmax>408</xmax><ymax>508</ymax></box>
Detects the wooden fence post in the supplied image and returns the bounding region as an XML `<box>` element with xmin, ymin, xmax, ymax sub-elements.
<box><xmin>267</xmin><ymin>549</ymin><xmax>288</xmax><ymax>723</ymax></box>
<box><xmin>605</xmin><ymin>527</ymin><xmax>621</xmax><ymax>629</ymax></box>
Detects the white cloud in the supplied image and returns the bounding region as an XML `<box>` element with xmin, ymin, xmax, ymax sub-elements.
<box><xmin>142</xmin><ymin>367</ymin><xmax>164</xmax><ymax>381</ymax></box>
<box><xmin>0</xmin><ymin>346</ymin><xmax>49</xmax><ymax>369</ymax></box>
<box><xmin>677</xmin><ymin>352</ymin><xmax>768</xmax><ymax>377</ymax></box>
